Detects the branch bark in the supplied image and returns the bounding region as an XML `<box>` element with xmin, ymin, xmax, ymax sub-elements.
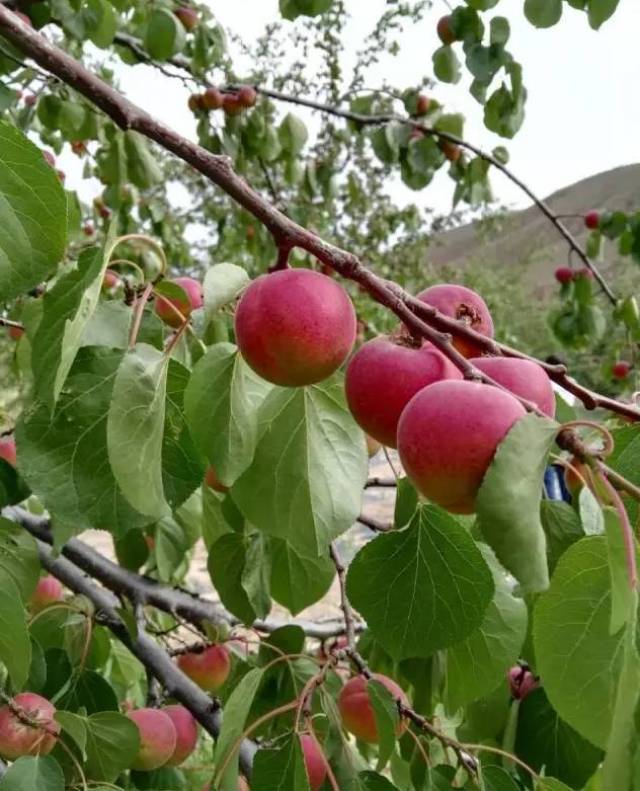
<box><xmin>4</xmin><ymin>506</ymin><xmax>360</xmax><ymax>639</ymax></box>
<box><xmin>29</xmin><ymin>530</ymin><xmax>258</xmax><ymax>777</ymax></box>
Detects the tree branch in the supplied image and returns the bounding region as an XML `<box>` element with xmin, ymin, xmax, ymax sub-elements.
<box><xmin>4</xmin><ymin>506</ymin><xmax>359</xmax><ymax>639</ymax></box>
<box><xmin>0</xmin><ymin>8</ymin><xmax>636</xmax><ymax>430</ymax></box>
<box><xmin>29</xmin><ymin>530</ymin><xmax>258</xmax><ymax>777</ymax></box>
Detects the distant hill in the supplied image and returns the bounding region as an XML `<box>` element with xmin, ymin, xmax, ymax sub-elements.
<box><xmin>426</xmin><ymin>164</ymin><xmax>640</xmax><ymax>295</ymax></box>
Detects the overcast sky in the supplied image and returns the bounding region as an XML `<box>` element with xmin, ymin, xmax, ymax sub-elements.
<box><xmin>74</xmin><ymin>0</ymin><xmax>640</xmax><ymax>216</ymax></box>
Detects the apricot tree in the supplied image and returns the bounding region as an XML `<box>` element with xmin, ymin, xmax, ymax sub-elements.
<box><xmin>0</xmin><ymin>1</ymin><xmax>637</xmax><ymax>790</ymax></box>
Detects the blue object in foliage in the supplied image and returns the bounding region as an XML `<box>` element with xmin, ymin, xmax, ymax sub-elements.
<box><xmin>543</xmin><ymin>464</ymin><xmax>571</xmax><ymax>503</ymax></box>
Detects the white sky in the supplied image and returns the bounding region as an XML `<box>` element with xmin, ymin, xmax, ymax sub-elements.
<box><xmin>68</xmin><ymin>0</ymin><xmax>640</xmax><ymax>216</ymax></box>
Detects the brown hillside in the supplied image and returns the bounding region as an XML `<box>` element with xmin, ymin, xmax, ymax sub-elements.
<box><xmin>427</xmin><ymin>164</ymin><xmax>640</xmax><ymax>293</ymax></box>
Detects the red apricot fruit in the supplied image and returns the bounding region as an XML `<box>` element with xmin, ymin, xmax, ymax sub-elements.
<box><xmin>508</xmin><ymin>664</ymin><xmax>538</xmax><ymax>701</ymax></box>
<box><xmin>0</xmin><ymin>436</ymin><xmax>16</xmax><ymax>467</ymax></box>
<box><xmin>584</xmin><ymin>210</ymin><xmax>600</xmax><ymax>230</ymax></box>
<box><xmin>71</xmin><ymin>140</ymin><xmax>87</xmax><ymax>156</ymax></box>
<box><xmin>102</xmin><ymin>269</ymin><xmax>120</xmax><ymax>291</ymax></box>
<box><xmin>573</xmin><ymin>267</ymin><xmax>593</xmax><ymax>280</ymax></box>
<box><xmin>437</xmin><ymin>15</ymin><xmax>456</xmax><ymax>45</ymax></box>
<box><xmin>414</xmin><ymin>283</ymin><xmax>494</xmax><ymax>357</ymax></box>
<box><xmin>222</xmin><ymin>93</ymin><xmax>243</xmax><ymax>115</ymax></box>
<box><xmin>204</xmin><ymin>465</ymin><xmax>229</xmax><ymax>494</ymax></box>
<box><xmin>154</xmin><ymin>277</ymin><xmax>203</xmax><ymax>328</ymax></box>
<box><xmin>0</xmin><ymin>693</ymin><xmax>60</xmax><ymax>760</ymax></box>
<box><xmin>345</xmin><ymin>336</ymin><xmax>462</xmax><ymax>448</ymax></box>
<box><xmin>163</xmin><ymin>705</ymin><xmax>198</xmax><ymax>767</ymax></box>
<box><xmin>439</xmin><ymin>140</ymin><xmax>462</xmax><ymax>162</ymax></box>
<box><xmin>9</xmin><ymin>325</ymin><xmax>24</xmax><ymax>341</ymax></box>
<box><xmin>24</xmin><ymin>94</ymin><xmax>36</xmax><ymax>107</ymax></box>
<box><xmin>237</xmin><ymin>86</ymin><xmax>257</xmax><ymax>108</ymax></box>
<box><xmin>203</xmin><ymin>87</ymin><xmax>224</xmax><ymax>110</ymax></box>
<box><xmin>338</xmin><ymin>674</ymin><xmax>408</xmax><ymax>743</ymax></box>
<box><xmin>127</xmin><ymin>708</ymin><xmax>177</xmax><ymax>771</ymax></box>
<box><xmin>29</xmin><ymin>576</ymin><xmax>64</xmax><ymax>614</ymax></box>
<box><xmin>177</xmin><ymin>645</ymin><xmax>231</xmax><ymax>692</ymax></box>
<box><xmin>415</xmin><ymin>94</ymin><xmax>430</xmax><ymax>115</ymax></box>
<box><xmin>612</xmin><ymin>360</ymin><xmax>631</xmax><ymax>380</ymax></box>
<box><xmin>83</xmin><ymin>223</ymin><xmax>95</xmax><ymax>237</ymax></box>
<box><xmin>469</xmin><ymin>356</ymin><xmax>555</xmax><ymax>418</ymax></box>
<box><xmin>175</xmin><ymin>6</ymin><xmax>199</xmax><ymax>31</ymax></box>
<box><xmin>188</xmin><ymin>93</ymin><xmax>205</xmax><ymax>112</ymax></box>
<box><xmin>300</xmin><ymin>734</ymin><xmax>327</xmax><ymax>791</ymax></box>
<box><xmin>554</xmin><ymin>266</ymin><xmax>573</xmax><ymax>285</ymax></box>
<box><xmin>397</xmin><ymin>380</ymin><xmax>526</xmax><ymax>514</ymax></box>
<box><xmin>235</xmin><ymin>269</ymin><xmax>357</xmax><ymax>386</ymax></box>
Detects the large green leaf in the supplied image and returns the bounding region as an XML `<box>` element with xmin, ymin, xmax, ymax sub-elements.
<box><xmin>270</xmin><ymin>538</ymin><xmax>335</xmax><ymax>615</ymax></box>
<box><xmin>233</xmin><ymin>377</ymin><xmax>368</xmax><ymax>559</ymax></box>
<box><xmin>16</xmin><ymin>347</ymin><xmax>148</xmax><ymax>541</ymax></box>
<box><xmin>477</xmin><ymin>414</ymin><xmax>558</xmax><ymax>592</ymax></box>
<box><xmin>31</xmin><ymin>243</ymin><xmax>112</xmax><ymax>407</ymax></box>
<box><xmin>143</xmin><ymin>7</ymin><xmax>186</xmax><ymax>60</ymax></box>
<box><xmin>214</xmin><ymin>667</ymin><xmax>264</xmax><ymax>791</ymax></box>
<box><xmin>346</xmin><ymin>505</ymin><xmax>494</xmax><ymax>660</ymax></box>
<box><xmin>280</xmin><ymin>0</ymin><xmax>333</xmax><ymax>19</ymax></box>
<box><xmin>534</xmin><ymin>537</ymin><xmax>624</xmax><ymax>748</ymax></box>
<box><xmin>84</xmin><ymin>711</ymin><xmax>140</xmax><ymax>782</ymax></box>
<box><xmin>208</xmin><ymin>532</ymin><xmax>271</xmax><ymax>624</ymax></box>
<box><xmin>107</xmin><ymin>344</ymin><xmax>170</xmax><ymax>519</ymax></box>
<box><xmin>445</xmin><ymin>545</ymin><xmax>527</xmax><ymax>711</ymax></box>
<box><xmin>515</xmin><ymin>688</ymin><xmax>603</xmax><ymax>788</ymax></box>
<box><xmin>433</xmin><ymin>45</ymin><xmax>461</xmax><ymax>83</ymax></box>
<box><xmin>184</xmin><ymin>343</ymin><xmax>270</xmax><ymax>487</ymax></box>
<box><xmin>279</xmin><ymin>113</ymin><xmax>309</xmax><ymax>155</ymax></box>
<box><xmin>0</xmin><ymin>756</ymin><xmax>64</xmax><ymax>790</ymax></box>
<box><xmin>251</xmin><ymin>735</ymin><xmax>310</xmax><ymax>790</ymax></box>
<box><xmin>368</xmin><ymin>679</ymin><xmax>399</xmax><ymax>771</ymax></box>
<box><xmin>0</xmin><ymin>121</ymin><xmax>67</xmax><ymax>303</ymax></box>
<box><xmin>540</xmin><ymin>500</ymin><xmax>585</xmax><ymax>573</ymax></box>
<box><xmin>0</xmin><ymin>570</ymin><xmax>31</xmax><ymax>689</ymax></box>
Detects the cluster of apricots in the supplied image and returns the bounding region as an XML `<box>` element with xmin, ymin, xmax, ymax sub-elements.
<box><xmin>188</xmin><ymin>85</ymin><xmax>257</xmax><ymax>116</ymax></box>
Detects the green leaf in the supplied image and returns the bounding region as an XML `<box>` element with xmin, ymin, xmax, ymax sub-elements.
<box><xmin>588</xmin><ymin>0</ymin><xmax>620</xmax><ymax>29</ymax></box>
<box><xmin>477</xmin><ymin>414</ymin><xmax>558</xmax><ymax>593</ymax></box>
<box><xmin>270</xmin><ymin>538</ymin><xmax>335</xmax><ymax>615</ymax></box>
<box><xmin>144</xmin><ymin>8</ymin><xmax>186</xmax><ymax>60</ymax></box>
<box><xmin>0</xmin><ymin>570</ymin><xmax>31</xmax><ymax>689</ymax></box>
<box><xmin>432</xmin><ymin>45</ymin><xmax>461</xmax><ymax>84</ymax></box>
<box><xmin>16</xmin><ymin>348</ymin><xmax>148</xmax><ymax>541</ymax></box>
<box><xmin>0</xmin><ymin>120</ymin><xmax>67</xmax><ymax>303</ymax></box>
<box><xmin>524</xmin><ymin>0</ymin><xmax>563</xmax><ymax>27</ymax></box>
<box><xmin>163</xmin><ymin>359</ymin><xmax>205</xmax><ymax>509</ymax></box>
<box><xmin>515</xmin><ymin>688</ymin><xmax>604</xmax><ymax>788</ymax></box>
<box><xmin>368</xmin><ymin>679</ymin><xmax>398</xmax><ymax>771</ymax></box>
<box><xmin>534</xmin><ymin>537</ymin><xmax>625</xmax><ymax>748</ymax></box>
<box><xmin>445</xmin><ymin>545</ymin><xmax>527</xmax><ymax>711</ymax></box>
<box><xmin>346</xmin><ymin>504</ymin><xmax>494</xmax><ymax>660</ymax></box>
<box><xmin>0</xmin><ymin>518</ymin><xmax>39</xmax><ymax>599</ymax></box>
<box><xmin>252</xmin><ymin>735</ymin><xmax>310</xmax><ymax>790</ymax></box>
<box><xmin>394</xmin><ymin>477</ymin><xmax>418</xmax><ymax>529</ymax></box>
<box><xmin>55</xmin><ymin>711</ymin><xmax>88</xmax><ymax>758</ymax></box>
<box><xmin>0</xmin><ymin>756</ymin><xmax>65</xmax><ymax>790</ymax></box>
<box><xmin>107</xmin><ymin>344</ymin><xmax>170</xmax><ymax>519</ymax></box>
<box><xmin>233</xmin><ymin>377</ymin><xmax>368</xmax><ymax>559</ymax></box>
<box><xmin>32</xmin><ymin>241</ymin><xmax>112</xmax><ymax>407</ymax></box>
<box><xmin>603</xmin><ymin>506</ymin><xmax>636</xmax><ymax>633</ymax></box>
<box><xmin>601</xmin><ymin>593</ymin><xmax>640</xmax><ymax>791</ymax></box>
<box><xmin>279</xmin><ymin>0</ymin><xmax>333</xmax><ymax>20</ymax></box>
<box><xmin>484</xmin><ymin>62</ymin><xmax>527</xmax><ymax>138</ymax></box>
<box><xmin>279</xmin><ymin>113</ymin><xmax>308</xmax><ymax>155</ymax></box>
<box><xmin>214</xmin><ymin>667</ymin><xmax>264</xmax><ymax>791</ymax></box>
<box><xmin>82</xmin><ymin>0</ymin><xmax>117</xmax><ymax>47</ymax></box>
<box><xmin>155</xmin><ymin>515</ymin><xmax>189</xmax><ymax>581</ymax></box>
<box><xmin>535</xmin><ymin>780</ymin><xmax>574</xmax><ymax>791</ymax></box>
<box><xmin>490</xmin><ymin>16</ymin><xmax>510</xmax><ymax>44</ymax></box>
<box><xmin>208</xmin><ymin>532</ymin><xmax>271</xmax><ymax>624</ymax></box>
<box><xmin>540</xmin><ymin>500</ymin><xmax>585</xmax><ymax>573</ymax></box>
<box><xmin>203</xmin><ymin>263</ymin><xmax>250</xmax><ymax>318</ymax></box>
<box><xmin>0</xmin><ymin>458</ymin><xmax>29</xmax><ymax>509</ymax></box>
<box><xmin>351</xmin><ymin>773</ymin><xmax>399</xmax><ymax>790</ymax></box>
<box><xmin>185</xmin><ymin>344</ymin><xmax>271</xmax><ymax>487</ymax></box>
<box><xmin>123</xmin><ymin>131</ymin><xmax>163</xmax><ymax>189</ymax></box>
<box><xmin>84</xmin><ymin>711</ymin><xmax>140</xmax><ymax>782</ymax></box>
<box><xmin>58</xmin><ymin>670</ymin><xmax>119</xmax><ymax>714</ymax></box>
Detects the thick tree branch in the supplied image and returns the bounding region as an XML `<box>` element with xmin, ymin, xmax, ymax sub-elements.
<box><xmin>29</xmin><ymin>531</ymin><xmax>258</xmax><ymax>777</ymax></box>
<box><xmin>4</xmin><ymin>506</ymin><xmax>359</xmax><ymax>639</ymax></box>
<box><xmin>0</xmin><ymin>7</ymin><xmax>636</xmax><ymax>434</ymax></box>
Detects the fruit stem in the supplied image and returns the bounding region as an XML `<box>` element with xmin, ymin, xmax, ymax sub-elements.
<box><xmin>594</xmin><ymin>463</ymin><xmax>638</xmax><ymax>591</ymax></box>
<box><xmin>128</xmin><ymin>282</ymin><xmax>153</xmax><ymax>349</ymax></box>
